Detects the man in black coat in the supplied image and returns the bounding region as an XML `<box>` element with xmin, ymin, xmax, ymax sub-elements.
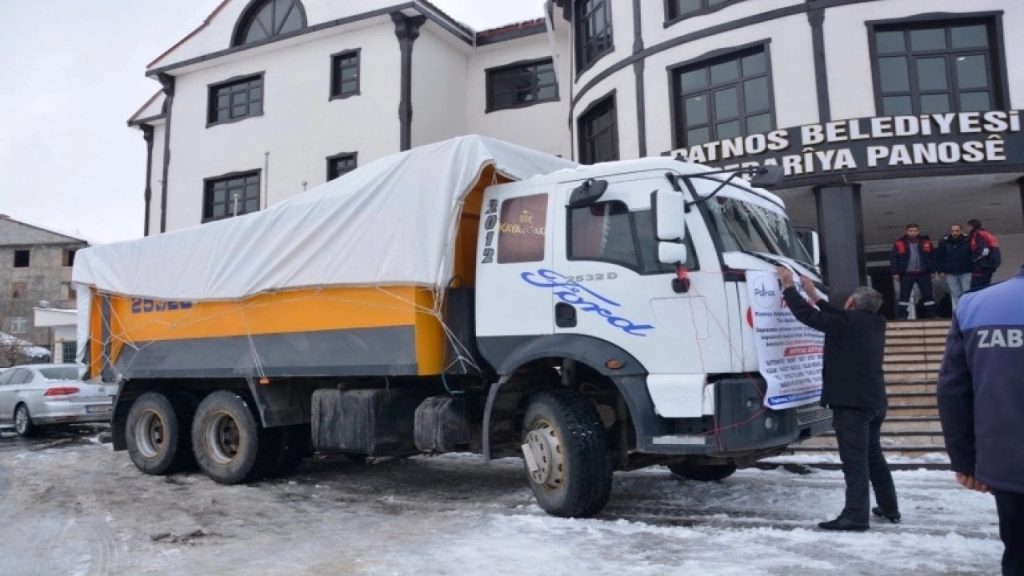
<box><xmin>934</xmin><ymin>224</ymin><xmax>973</xmax><ymax>311</ymax></box>
<box><xmin>890</xmin><ymin>224</ymin><xmax>938</xmax><ymax>319</ymax></box>
<box><xmin>776</xmin><ymin>267</ymin><xmax>900</xmax><ymax>531</ymax></box>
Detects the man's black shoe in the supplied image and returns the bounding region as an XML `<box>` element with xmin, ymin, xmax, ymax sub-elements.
<box><xmin>872</xmin><ymin>507</ymin><xmax>901</xmax><ymax>524</ymax></box>
<box><xmin>818</xmin><ymin>517</ymin><xmax>869</xmax><ymax>532</ymax></box>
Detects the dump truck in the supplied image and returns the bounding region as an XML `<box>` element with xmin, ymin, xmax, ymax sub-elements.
<box><xmin>74</xmin><ymin>136</ymin><xmax>831</xmax><ymax>517</ymax></box>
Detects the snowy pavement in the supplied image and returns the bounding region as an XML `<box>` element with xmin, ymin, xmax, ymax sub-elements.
<box><xmin>0</xmin><ymin>427</ymin><xmax>1002</xmax><ymax>576</ymax></box>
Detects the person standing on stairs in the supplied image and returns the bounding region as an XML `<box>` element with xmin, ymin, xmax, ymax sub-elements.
<box><xmin>890</xmin><ymin>224</ymin><xmax>938</xmax><ymax>320</ymax></box>
<box><xmin>776</xmin><ymin>267</ymin><xmax>901</xmax><ymax>531</ymax></box>
<box><xmin>938</xmin><ymin>264</ymin><xmax>1024</xmax><ymax>576</ymax></box>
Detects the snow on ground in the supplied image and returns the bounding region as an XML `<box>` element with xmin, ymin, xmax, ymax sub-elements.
<box><xmin>0</xmin><ymin>428</ymin><xmax>1002</xmax><ymax>576</ymax></box>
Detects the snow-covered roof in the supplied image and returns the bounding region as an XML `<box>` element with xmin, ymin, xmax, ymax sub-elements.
<box><xmin>0</xmin><ymin>332</ymin><xmax>51</xmax><ymax>359</ymax></box>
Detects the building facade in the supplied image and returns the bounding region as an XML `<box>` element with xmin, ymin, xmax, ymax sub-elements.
<box><xmin>0</xmin><ymin>215</ymin><xmax>87</xmax><ymax>362</ymax></box>
<box><xmin>132</xmin><ymin>0</ymin><xmax>1024</xmax><ymax>313</ymax></box>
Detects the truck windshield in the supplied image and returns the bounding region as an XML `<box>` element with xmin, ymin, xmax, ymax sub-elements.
<box><xmin>705</xmin><ymin>195</ymin><xmax>813</xmax><ymax>267</ymax></box>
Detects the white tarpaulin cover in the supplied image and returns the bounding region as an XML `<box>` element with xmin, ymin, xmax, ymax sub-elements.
<box><xmin>73</xmin><ymin>136</ymin><xmax>575</xmax><ymax>300</ymax></box>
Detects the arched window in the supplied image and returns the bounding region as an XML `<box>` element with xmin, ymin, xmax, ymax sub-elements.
<box><xmin>232</xmin><ymin>0</ymin><xmax>306</xmax><ymax>47</ymax></box>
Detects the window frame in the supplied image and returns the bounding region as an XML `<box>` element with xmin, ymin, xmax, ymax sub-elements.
<box><xmin>231</xmin><ymin>0</ymin><xmax>307</xmax><ymax>47</ymax></box>
<box><xmin>668</xmin><ymin>41</ymin><xmax>776</xmax><ymax>149</ymax></box>
<box><xmin>566</xmin><ymin>201</ymin><xmax>699</xmax><ymax>275</ymax></box>
<box><xmin>10</xmin><ymin>282</ymin><xmax>27</xmax><ymax>299</ymax></box>
<box><xmin>577</xmin><ymin>91</ymin><xmax>619</xmax><ymax>165</ymax></box>
<box><xmin>867</xmin><ymin>14</ymin><xmax>1007</xmax><ymax>117</ymax></box>
<box><xmin>13</xmin><ymin>249</ymin><xmax>30</xmax><ymax>268</ymax></box>
<box><xmin>61</xmin><ymin>341</ymin><xmax>77</xmax><ymax>364</ymax></box>
<box><xmin>496</xmin><ymin>193</ymin><xmax>549</xmax><ymax>265</ymax></box>
<box><xmin>329</xmin><ymin>49</ymin><xmax>361</xmax><ymax>101</ymax></box>
<box><xmin>9</xmin><ymin>317</ymin><xmax>28</xmax><ymax>334</ymax></box>
<box><xmin>575</xmin><ymin>0</ymin><xmax>614</xmax><ymax>76</ymax></box>
<box><xmin>485</xmin><ymin>58</ymin><xmax>559</xmax><ymax>113</ymax></box>
<box><xmin>202</xmin><ymin>170</ymin><xmax>262</xmax><ymax>223</ymax></box>
<box><xmin>63</xmin><ymin>248</ymin><xmax>77</xmax><ymax>267</ymax></box>
<box><xmin>326</xmin><ymin>152</ymin><xmax>358</xmax><ymax>181</ymax></box>
<box><xmin>664</xmin><ymin>0</ymin><xmax>746</xmax><ymax>28</ymax></box>
<box><xmin>207</xmin><ymin>72</ymin><xmax>266</xmax><ymax>127</ymax></box>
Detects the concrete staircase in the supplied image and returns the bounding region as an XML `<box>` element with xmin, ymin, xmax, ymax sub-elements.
<box><xmin>792</xmin><ymin>319</ymin><xmax>951</xmax><ymax>458</ymax></box>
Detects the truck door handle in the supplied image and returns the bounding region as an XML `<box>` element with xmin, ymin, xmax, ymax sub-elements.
<box><xmin>555</xmin><ymin>303</ymin><xmax>577</xmax><ymax>328</ymax></box>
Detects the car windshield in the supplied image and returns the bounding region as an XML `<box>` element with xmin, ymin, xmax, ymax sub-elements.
<box><xmin>38</xmin><ymin>366</ymin><xmax>81</xmax><ymax>380</ymax></box>
<box><xmin>705</xmin><ymin>194</ymin><xmax>813</xmax><ymax>267</ymax></box>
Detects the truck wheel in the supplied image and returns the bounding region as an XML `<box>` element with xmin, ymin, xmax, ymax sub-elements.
<box><xmin>126</xmin><ymin>392</ymin><xmax>191</xmax><ymax>474</ymax></box>
<box><xmin>14</xmin><ymin>404</ymin><xmax>36</xmax><ymax>437</ymax></box>
<box><xmin>255</xmin><ymin>425</ymin><xmax>308</xmax><ymax>478</ymax></box>
<box><xmin>191</xmin><ymin>391</ymin><xmax>261</xmax><ymax>484</ymax></box>
<box><xmin>521</xmin><ymin>388</ymin><xmax>612</xmax><ymax>518</ymax></box>
<box><xmin>668</xmin><ymin>462</ymin><xmax>737</xmax><ymax>481</ymax></box>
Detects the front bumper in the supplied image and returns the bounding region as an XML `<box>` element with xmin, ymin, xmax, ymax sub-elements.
<box><xmin>630</xmin><ymin>375</ymin><xmax>832</xmax><ymax>457</ymax></box>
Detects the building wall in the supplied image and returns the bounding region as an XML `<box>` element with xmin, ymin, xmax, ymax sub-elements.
<box><xmin>0</xmin><ymin>244</ymin><xmax>83</xmax><ymax>348</ymax></box>
<box><xmin>411</xmin><ymin>25</ymin><xmax>469</xmax><ymax>148</ymax></box>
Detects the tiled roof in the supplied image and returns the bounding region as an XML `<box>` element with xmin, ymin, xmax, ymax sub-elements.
<box><xmin>477</xmin><ymin>18</ymin><xmax>546</xmax><ymax>38</ymax></box>
<box><xmin>0</xmin><ymin>215</ymin><xmax>87</xmax><ymax>247</ymax></box>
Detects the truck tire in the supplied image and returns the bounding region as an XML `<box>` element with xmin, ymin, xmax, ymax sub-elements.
<box><xmin>125</xmin><ymin>392</ymin><xmax>190</xmax><ymax>474</ymax></box>
<box><xmin>668</xmin><ymin>462</ymin><xmax>737</xmax><ymax>482</ymax></box>
<box><xmin>521</xmin><ymin>388</ymin><xmax>613</xmax><ymax>518</ymax></box>
<box><xmin>191</xmin><ymin>390</ymin><xmax>261</xmax><ymax>484</ymax></box>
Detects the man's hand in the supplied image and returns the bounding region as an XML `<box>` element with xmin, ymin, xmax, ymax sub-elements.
<box><xmin>776</xmin><ymin>266</ymin><xmax>794</xmax><ymax>288</ymax></box>
<box><xmin>799</xmin><ymin>276</ymin><xmax>819</xmax><ymax>301</ymax></box>
<box><xmin>955</xmin><ymin>472</ymin><xmax>990</xmax><ymax>493</ymax></box>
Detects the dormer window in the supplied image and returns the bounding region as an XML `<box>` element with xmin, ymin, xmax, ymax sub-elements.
<box><xmin>232</xmin><ymin>0</ymin><xmax>306</xmax><ymax>47</ymax></box>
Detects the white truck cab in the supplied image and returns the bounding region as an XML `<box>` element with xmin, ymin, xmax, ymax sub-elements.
<box><xmin>474</xmin><ymin>157</ymin><xmax>831</xmax><ymax>515</ymax></box>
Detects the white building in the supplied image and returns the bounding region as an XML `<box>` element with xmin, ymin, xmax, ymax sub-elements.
<box><xmin>131</xmin><ymin>0</ymin><xmax>1024</xmax><ymax>315</ymax></box>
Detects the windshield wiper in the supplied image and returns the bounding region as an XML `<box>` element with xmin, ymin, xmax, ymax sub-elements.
<box><xmin>738</xmin><ymin>249</ymin><xmax>787</xmax><ymax>268</ymax></box>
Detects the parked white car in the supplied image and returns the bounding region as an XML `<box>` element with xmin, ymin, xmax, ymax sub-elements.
<box><xmin>0</xmin><ymin>364</ymin><xmax>118</xmax><ymax>437</ymax></box>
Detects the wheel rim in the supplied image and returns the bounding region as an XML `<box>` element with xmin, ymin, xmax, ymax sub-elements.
<box><xmin>15</xmin><ymin>407</ymin><xmax>28</xmax><ymax>434</ymax></box>
<box><xmin>206</xmin><ymin>411</ymin><xmax>242</xmax><ymax>464</ymax></box>
<box><xmin>524</xmin><ymin>418</ymin><xmax>565</xmax><ymax>489</ymax></box>
<box><xmin>135</xmin><ymin>409</ymin><xmax>166</xmax><ymax>458</ymax></box>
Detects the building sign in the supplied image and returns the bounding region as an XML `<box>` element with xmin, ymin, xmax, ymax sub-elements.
<box><xmin>667</xmin><ymin>111</ymin><xmax>1024</xmax><ymax>185</ymax></box>
<box><xmin>746</xmin><ymin>271</ymin><xmax>823</xmax><ymax>410</ymax></box>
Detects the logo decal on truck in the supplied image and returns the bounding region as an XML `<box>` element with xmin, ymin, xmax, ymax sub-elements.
<box><xmin>521</xmin><ymin>269</ymin><xmax>655</xmax><ymax>336</ymax></box>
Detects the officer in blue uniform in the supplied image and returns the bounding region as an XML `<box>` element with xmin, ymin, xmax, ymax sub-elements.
<box><xmin>938</xmin><ymin>265</ymin><xmax>1024</xmax><ymax>576</ymax></box>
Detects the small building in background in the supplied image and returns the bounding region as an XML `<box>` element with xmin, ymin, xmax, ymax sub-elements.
<box><xmin>0</xmin><ymin>214</ymin><xmax>88</xmax><ymax>364</ymax></box>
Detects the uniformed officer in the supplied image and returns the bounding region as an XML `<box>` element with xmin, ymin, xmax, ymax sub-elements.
<box><xmin>938</xmin><ymin>265</ymin><xmax>1024</xmax><ymax>576</ymax></box>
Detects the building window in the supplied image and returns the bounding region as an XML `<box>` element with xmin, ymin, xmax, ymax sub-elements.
<box><xmin>232</xmin><ymin>0</ymin><xmax>306</xmax><ymax>47</ymax></box>
<box><xmin>13</xmin><ymin>250</ymin><xmax>29</xmax><ymax>268</ymax></box>
<box><xmin>486</xmin><ymin>59</ymin><xmax>558</xmax><ymax>112</ymax></box>
<box><xmin>575</xmin><ymin>0</ymin><xmax>613</xmax><ymax>73</ymax></box>
<box><xmin>872</xmin><ymin>19</ymin><xmax>1000</xmax><ymax>116</ymax></box>
<box><xmin>61</xmin><ymin>341</ymin><xmax>77</xmax><ymax>363</ymax></box>
<box><xmin>203</xmin><ymin>172</ymin><xmax>261</xmax><ymax>222</ymax></box>
<box><xmin>10</xmin><ymin>317</ymin><xmax>28</xmax><ymax>334</ymax></box>
<box><xmin>578</xmin><ymin>94</ymin><xmax>618</xmax><ymax>164</ymax></box>
<box><xmin>498</xmin><ymin>194</ymin><xmax>548</xmax><ymax>264</ymax></box>
<box><xmin>330</xmin><ymin>50</ymin><xmax>360</xmax><ymax>99</ymax></box>
<box><xmin>672</xmin><ymin>46</ymin><xmax>774</xmax><ymax>147</ymax></box>
<box><xmin>208</xmin><ymin>75</ymin><xmax>264</xmax><ymax>125</ymax></box>
<box><xmin>326</xmin><ymin>153</ymin><xmax>358</xmax><ymax>181</ymax></box>
<box><xmin>667</xmin><ymin>0</ymin><xmax>740</xmax><ymax>21</ymax></box>
<box><xmin>63</xmin><ymin>248</ymin><xmax>77</xmax><ymax>267</ymax></box>
<box><xmin>61</xmin><ymin>282</ymin><xmax>76</xmax><ymax>302</ymax></box>
<box><xmin>11</xmin><ymin>282</ymin><xmax>27</xmax><ymax>299</ymax></box>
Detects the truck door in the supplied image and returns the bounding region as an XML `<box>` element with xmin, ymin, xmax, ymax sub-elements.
<box><xmin>548</xmin><ymin>175</ymin><xmax>735</xmax><ymax>388</ymax></box>
<box><xmin>475</xmin><ymin>187</ymin><xmax>556</xmax><ymax>342</ymax></box>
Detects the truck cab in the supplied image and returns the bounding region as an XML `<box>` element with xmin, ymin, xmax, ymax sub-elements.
<box><xmin>474</xmin><ymin>157</ymin><xmax>831</xmax><ymax>515</ymax></box>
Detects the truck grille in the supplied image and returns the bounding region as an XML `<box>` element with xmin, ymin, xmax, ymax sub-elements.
<box><xmin>796</xmin><ymin>406</ymin><xmax>832</xmax><ymax>425</ymax></box>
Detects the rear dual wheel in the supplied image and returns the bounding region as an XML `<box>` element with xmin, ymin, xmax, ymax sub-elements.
<box><xmin>126</xmin><ymin>392</ymin><xmax>194</xmax><ymax>474</ymax></box>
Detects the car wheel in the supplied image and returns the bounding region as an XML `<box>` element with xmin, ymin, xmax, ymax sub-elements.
<box><xmin>14</xmin><ymin>404</ymin><xmax>36</xmax><ymax>437</ymax></box>
<box><xmin>191</xmin><ymin>390</ymin><xmax>261</xmax><ymax>484</ymax></box>
<box><xmin>667</xmin><ymin>462</ymin><xmax>737</xmax><ymax>482</ymax></box>
<box><xmin>126</xmin><ymin>392</ymin><xmax>191</xmax><ymax>475</ymax></box>
<box><xmin>521</xmin><ymin>388</ymin><xmax>613</xmax><ymax>518</ymax></box>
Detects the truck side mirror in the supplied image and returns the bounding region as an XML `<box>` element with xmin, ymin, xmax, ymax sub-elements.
<box><xmin>796</xmin><ymin>227</ymin><xmax>822</xmax><ymax>267</ymax></box>
<box><xmin>657</xmin><ymin>242</ymin><xmax>688</xmax><ymax>265</ymax></box>
<box><xmin>750</xmin><ymin>165</ymin><xmax>784</xmax><ymax>189</ymax></box>
<box><xmin>567</xmin><ymin>179</ymin><xmax>608</xmax><ymax>208</ymax></box>
<box><xmin>654</xmin><ymin>189</ymin><xmax>686</xmax><ymax>242</ymax></box>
